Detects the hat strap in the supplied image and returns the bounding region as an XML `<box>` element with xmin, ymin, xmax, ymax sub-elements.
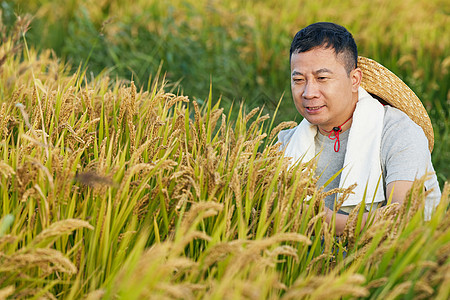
<box><xmin>321</xmin><ymin>115</ymin><xmax>353</xmax><ymax>152</ymax></box>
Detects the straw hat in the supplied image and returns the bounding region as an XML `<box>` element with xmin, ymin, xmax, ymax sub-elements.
<box><xmin>358</xmin><ymin>56</ymin><xmax>434</xmax><ymax>152</ymax></box>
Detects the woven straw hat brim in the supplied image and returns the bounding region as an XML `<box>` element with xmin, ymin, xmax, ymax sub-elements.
<box><xmin>358</xmin><ymin>56</ymin><xmax>434</xmax><ymax>152</ymax></box>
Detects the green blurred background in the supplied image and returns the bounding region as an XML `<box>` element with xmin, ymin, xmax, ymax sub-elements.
<box><xmin>1</xmin><ymin>0</ymin><xmax>449</xmax><ymax>185</ymax></box>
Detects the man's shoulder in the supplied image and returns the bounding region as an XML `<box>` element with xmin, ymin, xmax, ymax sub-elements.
<box><xmin>382</xmin><ymin>105</ymin><xmax>426</xmax><ymax>138</ymax></box>
<box><xmin>380</xmin><ymin>105</ymin><xmax>429</xmax><ymax>159</ymax></box>
<box><xmin>383</xmin><ymin>105</ymin><xmax>418</xmax><ymax>126</ymax></box>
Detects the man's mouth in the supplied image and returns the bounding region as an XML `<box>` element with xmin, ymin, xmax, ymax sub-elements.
<box><xmin>305</xmin><ymin>105</ymin><xmax>325</xmax><ymax>112</ymax></box>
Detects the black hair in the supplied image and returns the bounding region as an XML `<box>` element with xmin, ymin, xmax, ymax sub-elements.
<box><xmin>290</xmin><ymin>22</ymin><xmax>358</xmax><ymax>75</ymax></box>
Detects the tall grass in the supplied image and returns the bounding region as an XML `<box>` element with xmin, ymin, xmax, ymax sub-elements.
<box><xmin>0</xmin><ymin>17</ymin><xmax>449</xmax><ymax>299</ymax></box>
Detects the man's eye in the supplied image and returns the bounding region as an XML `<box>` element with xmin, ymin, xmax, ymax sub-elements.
<box><xmin>293</xmin><ymin>78</ymin><xmax>304</xmax><ymax>82</ymax></box>
<box><xmin>318</xmin><ymin>77</ymin><xmax>328</xmax><ymax>80</ymax></box>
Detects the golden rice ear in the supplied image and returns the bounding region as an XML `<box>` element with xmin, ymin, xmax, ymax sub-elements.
<box><xmin>358</xmin><ymin>56</ymin><xmax>434</xmax><ymax>152</ymax></box>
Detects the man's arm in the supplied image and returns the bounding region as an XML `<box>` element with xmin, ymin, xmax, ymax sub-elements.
<box><xmin>386</xmin><ymin>180</ymin><xmax>414</xmax><ymax>204</ymax></box>
<box><xmin>324</xmin><ymin>209</ymin><xmax>362</xmax><ymax>235</ymax></box>
<box><xmin>324</xmin><ymin>180</ymin><xmax>413</xmax><ymax>235</ymax></box>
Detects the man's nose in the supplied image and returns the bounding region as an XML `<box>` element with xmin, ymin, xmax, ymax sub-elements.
<box><xmin>302</xmin><ymin>81</ymin><xmax>320</xmax><ymax>99</ymax></box>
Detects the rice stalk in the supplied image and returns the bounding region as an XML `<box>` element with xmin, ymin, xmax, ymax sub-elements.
<box><xmin>0</xmin><ymin>248</ymin><xmax>77</xmax><ymax>275</ymax></box>
<box><xmin>31</xmin><ymin>219</ymin><xmax>94</xmax><ymax>247</ymax></box>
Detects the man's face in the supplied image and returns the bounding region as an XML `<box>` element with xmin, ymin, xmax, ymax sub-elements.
<box><xmin>290</xmin><ymin>47</ymin><xmax>361</xmax><ymax>131</ymax></box>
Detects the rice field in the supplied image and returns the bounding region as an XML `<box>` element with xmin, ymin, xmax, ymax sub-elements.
<box><xmin>3</xmin><ymin>0</ymin><xmax>448</xmax><ymax>185</ymax></box>
<box><xmin>1</xmin><ymin>1</ymin><xmax>450</xmax><ymax>299</ymax></box>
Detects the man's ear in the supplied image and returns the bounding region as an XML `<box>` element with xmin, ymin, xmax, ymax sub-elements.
<box><xmin>351</xmin><ymin>67</ymin><xmax>362</xmax><ymax>92</ymax></box>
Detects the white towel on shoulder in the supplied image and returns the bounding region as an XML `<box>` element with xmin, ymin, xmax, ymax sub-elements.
<box><xmin>282</xmin><ymin>87</ymin><xmax>385</xmax><ymax>207</ymax></box>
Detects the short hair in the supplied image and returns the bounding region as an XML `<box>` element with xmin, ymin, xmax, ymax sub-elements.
<box><xmin>290</xmin><ymin>22</ymin><xmax>358</xmax><ymax>75</ymax></box>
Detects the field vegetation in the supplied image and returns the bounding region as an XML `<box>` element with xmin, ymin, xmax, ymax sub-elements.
<box><xmin>2</xmin><ymin>0</ymin><xmax>449</xmax><ymax>183</ymax></box>
<box><xmin>0</xmin><ymin>1</ymin><xmax>449</xmax><ymax>299</ymax></box>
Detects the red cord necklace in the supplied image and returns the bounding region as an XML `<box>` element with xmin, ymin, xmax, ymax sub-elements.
<box><xmin>320</xmin><ymin>116</ymin><xmax>353</xmax><ymax>152</ymax></box>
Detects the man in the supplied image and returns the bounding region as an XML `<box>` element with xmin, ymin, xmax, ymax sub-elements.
<box><xmin>278</xmin><ymin>22</ymin><xmax>441</xmax><ymax>234</ymax></box>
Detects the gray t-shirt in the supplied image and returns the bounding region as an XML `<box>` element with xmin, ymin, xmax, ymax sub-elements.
<box><xmin>279</xmin><ymin>106</ymin><xmax>441</xmax><ymax>213</ymax></box>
